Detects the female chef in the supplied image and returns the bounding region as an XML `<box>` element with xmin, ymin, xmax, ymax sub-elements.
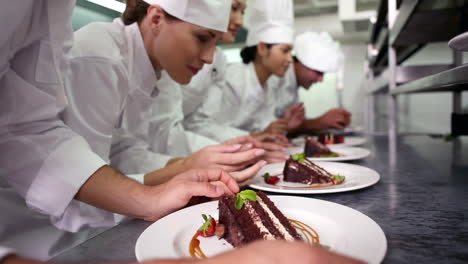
<box><xmin>178</xmin><ymin>0</ymin><xmax>294</xmax><ymax>163</ymax></box>
<box><xmin>61</xmin><ymin>0</ymin><xmax>267</xmax><ymax>186</ymax></box>
<box><xmin>212</xmin><ymin>0</ymin><xmax>304</xmax><ymax>136</ymax></box>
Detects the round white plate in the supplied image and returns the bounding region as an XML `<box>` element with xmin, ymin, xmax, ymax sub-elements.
<box><xmin>291</xmin><ymin>136</ymin><xmax>367</xmax><ymax>147</ymax></box>
<box><xmin>135</xmin><ymin>196</ymin><xmax>387</xmax><ymax>264</ymax></box>
<box><xmin>286</xmin><ymin>146</ymin><xmax>371</xmax><ymax>161</ymax></box>
<box><xmin>249</xmin><ymin>162</ymin><xmax>380</xmax><ymax>194</ymax></box>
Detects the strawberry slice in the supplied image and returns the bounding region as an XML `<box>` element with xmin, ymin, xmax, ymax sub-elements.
<box><xmin>197</xmin><ymin>214</ymin><xmax>216</xmax><ymax>237</ymax></box>
<box><xmin>263</xmin><ymin>173</ymin><xmax>280</xmax><ymax>185</ymax></box>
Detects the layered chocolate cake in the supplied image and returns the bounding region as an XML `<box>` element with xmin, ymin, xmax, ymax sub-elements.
<box><xmin>218</xmin><ymin>190</ymin><xmax>302</xmax><ymax>247</ymax></box>
<box><xmin>283</xmin><ymin>154</ymin><xmax>333</xmax><ymax>185</ymax></box>
<box><xmin>304</xmin><ymin>136</ymin><xmax>334</xmax><ymax>157</ymax></box>
<box><xmin>318</xmin><ymin>133</ymin><xmax>345</xmax><ymax>144</ymax></box>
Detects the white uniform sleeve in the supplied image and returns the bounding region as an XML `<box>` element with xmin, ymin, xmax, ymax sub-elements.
<box><xmin>148</xmin><ymin>73</ymin><xmax>219</xmax><ymax>157</ymax></box>
<box><xmin>0</xmin><ymin>246</ymin><xmax>14</xmax><ymax>261</ymax></box>
<box><xmin>62</xmin><ymin>57</ymin><xmax>171</xmax><ymax>176</ymax></box>
<box><xmin>0</xmin><ymin>1</ymin><xmax>111</xmax><ymax>231</ymax></box>
<box><xmin>184</xmin><ymin>83</ymin><xmax>249</xmax><ymax>142</ymax></box>
<box><xmin>110</xmin><ymin>108</ymin><xmax>174</xmax><ymax>176</ymax></box>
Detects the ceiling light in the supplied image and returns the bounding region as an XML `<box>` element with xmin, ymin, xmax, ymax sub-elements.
<box><xmin>85</xmin><ymin>0</ymin><xmax>125</xmax><ymax>13</ymax></box>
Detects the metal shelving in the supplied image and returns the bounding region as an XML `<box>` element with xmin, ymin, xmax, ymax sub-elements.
<box><xmin>366</xmin><ymin>0</ymin><xmax>468</xmax><ymax>137</ymax></box>
<box><xmin>391</xmin><ymin>63</ymin><xmax>468</xmax><ymax>94</ymax></box>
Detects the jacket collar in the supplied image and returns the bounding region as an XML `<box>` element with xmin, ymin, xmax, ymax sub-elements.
<box><xmin>124</xmin><ymin>21</ymin><xmax>160</xmax><ymax>98</ymax></box>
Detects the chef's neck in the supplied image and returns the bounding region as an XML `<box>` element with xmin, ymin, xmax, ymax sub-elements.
<box><xmin>253</xmin><ymin>60</ymin><xmax>272</xmax><ymax>87</ymax></box>
<box><xmin>139</xmin><ymin>18</ymin><xmax>163</xmax><ymax>73</ymax></box>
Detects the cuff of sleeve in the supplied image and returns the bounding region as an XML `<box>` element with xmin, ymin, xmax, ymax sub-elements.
<box><xmin>25</xmin><ymin>136</ymin><xmax>107</xmax><ymax>218</ymax></box>
<box><xmin>127</xmin><ymin>173</ymin><xmax>145</xmax><ymax>184</ymax></box>
<box><xmin>0</xmin><ymin>247</ymin><xmax>15</xmax><ymax>263</ymax></box>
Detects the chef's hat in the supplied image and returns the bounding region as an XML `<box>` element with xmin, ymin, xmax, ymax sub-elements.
<box><xmin>294</xmin><ymin>31</ymin><xmax>342</xmax><ymax>73</ymax></box>
<box><xmin>142</xmin><ymin>0</ymin><xmax>232</xmax><ymax>32</ymax></box>
<box><xmin>246</xmin><ymin>0</ymin><xmax>294</xmax><ymax>46</ymax></box>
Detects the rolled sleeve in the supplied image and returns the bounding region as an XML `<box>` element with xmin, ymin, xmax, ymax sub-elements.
<box><xmin>26</xmin><ymin>136</ymin><xmax>107</xmax><ymax>219</ymax></box>
<box><xmin>0</xmin><ymin>247</ymin><xmax>15</xmax><ymax>262</ymax></box>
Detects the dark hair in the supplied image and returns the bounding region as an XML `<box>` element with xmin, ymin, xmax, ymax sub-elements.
<box><xmin>121</xmin><ymin>0</ymin><xmax>178</xmax><ymax>25</ymax></box>
<box><xmin>293</xmin><ymin>56</ymin><xmax>299</xmax><ymax>63</ymax></box>
<box><xmin>240</xmin><ymin>44</ymin><xmax>273</xmax><ymax>64</ymax></box>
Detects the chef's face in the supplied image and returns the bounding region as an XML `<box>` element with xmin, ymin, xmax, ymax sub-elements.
<box><xmin>260</xmin><ymin>43</ymin><xmax>293</xmax><ymax>78</ymax></box>
<box><xmin>295</xmin><ymin>60</ymin><xmax>324</xmax><ymax>89</ymax></box>
<box><xmin>222</xmin><ymin>0</ymin><xmax>246</xmax><ymax>44</ymax></box>
<box><xmin>145</xmin><ymin>6</ymin><xmax>223</xmax><ymax>84</ymax></box>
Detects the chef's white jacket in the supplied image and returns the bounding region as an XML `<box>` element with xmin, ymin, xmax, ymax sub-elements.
<box><xmin>213</xmin><ymin>62</ymin><xmax>277</xmax><ymax>133</ymax></box>
<box><xmin>0</xmin><ymin>0</ymin><xmax>114</xmax><ymax>260</ymax></box>
<box><xmin>182</xmin><ymin>48</ymin><xmax>250</xmax><ymax>142</ymax></box>
<box><xmin>62</xmin><ymin>19</ymin><xmax>173</xmax><ymax>175</ymax></box>
<box><xmin>148</xmin><ymin>71</ymin><xmax>219</xmax><ymax>157</ymax></box>
<box><xmin>267</xmin><ymin>63</ymin><xmax>299</xmax><ymax>119</ymax></box>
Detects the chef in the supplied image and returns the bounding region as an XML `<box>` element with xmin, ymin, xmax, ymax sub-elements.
<box><xmin>180</xmin><ymin>0</ymin><xmax>292</xmax><ymax>163</ymax></box>
<box><xmin>0</xmin><ymin>0</ymin><xmax>246</xmax><ymax>260</ymax></box>
<box><xmin>212</xmin><ymin>0</ymin><xmax>304</xmax><ymax>136</ymax></box>
<box><xmin>268</xmin><ymin>31</ymin><xmax>352</xmax><ymax>135</ymax></box>
<box><xmin>62</xmin><ymin>0</ymin><xmax>266</xmax><ymax>183</ymax></box>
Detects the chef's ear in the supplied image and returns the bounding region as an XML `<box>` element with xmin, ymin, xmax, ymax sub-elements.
<box><xmin>147</xmin><ymin>5</ymin><xmax>165</xmax><ymax>34</ymax></box>
<box><xmin>257</xmin><ymin>42</ymin><xmax>269</xmax><ymax>57</ymax></box>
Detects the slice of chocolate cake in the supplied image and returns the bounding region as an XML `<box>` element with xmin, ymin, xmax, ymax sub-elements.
<box><xmin>304</xmin><ymin>136</ymin><xmax>333</xmax><ymax>157</ymax></box>
<box><xmin>218</xmin><ymin>190</ymin><xmax>302</xmax><ymax>248</ymax></box>
<box><xmin>283</xmin><ymin>154</ymin><xmax>333</xmax><ymax>184</ymax></box>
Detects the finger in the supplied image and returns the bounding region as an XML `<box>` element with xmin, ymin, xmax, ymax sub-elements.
<box><xmin>191</xmin><ymin>169</ymin><xmax>240</xmax><ymax>194</ymax></box>
<box><xmin>331</xmin><ymin>122</ymin><xmax>345</xmax><ymax>130</ymax></box>
<box><xmin>264</xmin><ymin>151</ymin><xmax>290</xmax><ymax>161</ymax></box>
<box><xmin>206</xmin><ymin>143</ymin><xmax>243</xmax><ymax>153</ymax></box>
<box><xmin>272</xmin><ymin>134</ymin><xmax>290</xmax><ymax>144</ymax></box>
<box><xmin>215</xmin><ymin>148</ymin><xmax>265</xmax><ymax>165</ymax></box>
<box><xmin>210</xmin><ymin>181</ymin><xmax>235</xmax><ymax>196</ymax></box>
<box><xmin>261</xmin><ymin>142</ymin><xmax>287</xmax><ymax>152</ymax></box>
<box><xmin>181</xmin><ymin>181</ymin><xmax>228</xmax><ymax>199</ymax></box>
<box><xmin>230</xmin><ymin>160</ymin><xmax>267</xmax><ymax>183</ymax></box>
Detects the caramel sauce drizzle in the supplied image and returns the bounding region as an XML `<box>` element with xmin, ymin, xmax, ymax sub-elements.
<box><xmin>189</xmin><ymin>233</ymin><xmax>206</xmax><ymax>259</ymax></box>
<box><xmin>189</xmin><ymin>219</ymin><xmax>318</xmax><ymax>258</ymax></box>
<box><xmin>288</xmin><ymin>219</ymin><xmax>320</xmax><ymax>244</ymax></box>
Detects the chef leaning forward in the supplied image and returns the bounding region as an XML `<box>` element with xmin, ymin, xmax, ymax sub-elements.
<box><xmin>267</xmin><ymin>31</ymin><xmax>352</xmax><ymax>135</ymax></box>
<box><xmin>0</xmin><ymin>0</ymin><xmax>261</xmax><ymax>261</ymax></box>
<box><xmin>62</xmin><ymin>0</ymin><xmax>268</xmax><ymax>183</ymax></box>
<box><xmin>213</xmin><ymin>0</ymin><xmax>304</xmax><ymax>136</ymax></box>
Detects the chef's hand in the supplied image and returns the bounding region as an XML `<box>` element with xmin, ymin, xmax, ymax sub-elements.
<box><xmin>183</xmin><ymin>143</ymin><xmax>265</xmax><ymax>172</ymax></box>
<box><xmin>142</xmin><ymin>168</ymin><xmax>239</xmax><ymax>221</ymax></box>
<box><xmin>262</xmin><ymin>119</ymin><xmax>288</xmax><ymax>135</ymax></box>
<box><xmin>316</xmin><ymin>108</ymin><xmax>352</xmax><ymax>130</ymax></box>
<box><xmin>284</xmin><ymin>103</ymin><xmax>305</xmax><ymax>129</ymax></box>
<box><xmin>250</xmin><ymin>133</ymin><xmax>291</xmax><ymax>147</ymax></box>
<box><xmin>198</xmin><ymin>240</ymin><xmax>365</xmax><ymax>264</ymax></box>
<box><xmin>247</xmin><ymin>133</ymin><xmax>291</xmax><ymax>163</ymax></box>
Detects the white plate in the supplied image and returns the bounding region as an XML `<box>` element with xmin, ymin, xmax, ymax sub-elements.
<box><xmin>286</xmin><ymin>146</ymin><xmax>371</xmax><ymax>161</ymax></box>
<box><xmin>291</xmin><ymin>136</ymin><xmax>367</xmax><ymax>147</ymax></box>
<box><xmin>249</xmin><ymin>162</ymin><xmax>380</xmax><ymax>194</ymax></box>
<box><xmin>135</xmin><ymin>196</ymin><xmax>387</xmax><ymax>264</ymax></box>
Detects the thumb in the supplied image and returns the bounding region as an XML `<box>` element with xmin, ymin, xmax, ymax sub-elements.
<box><xmin>183</xmin><ymin>181</ymin><xmax>225</xmax><ymax>198</ymax></box>
<box><xmin>207</xmin><ymin>143</ymin><xmax>243</xmax><ymax>153</ymax></box>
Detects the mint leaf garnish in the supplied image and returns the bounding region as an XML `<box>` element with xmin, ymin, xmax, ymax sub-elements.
<box><xmin>198</xmin><ymin>214</ymin><xmax>213</xmax><ymax>235</ymax></box>
<box><xmin>291</xmin><ymin>153</ymin><xmax>306</xmax><ymax>162</ymax></box>
<box><xmin>320</xmin><ymin>153</ymin><xmax>338</xmax><ymax>158</ymax></box>
<box><xmin>262</xmin><ymin>173</ymin><xmax>271</xmax><ymax>180</ymax></box>
<box><xmin>235</xmin><ymin>190</ymin><xmax>257</xmax><ymax>210</ymax></box>
<box><xmin>330</xmin><ymin>175</ymin><xmax>345</xmax><ymax>184</ymax></box>
<box><xmin>240</xmin><ymin>190</ymin><xmax>257</xmax><ymax>201</ymax></box>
